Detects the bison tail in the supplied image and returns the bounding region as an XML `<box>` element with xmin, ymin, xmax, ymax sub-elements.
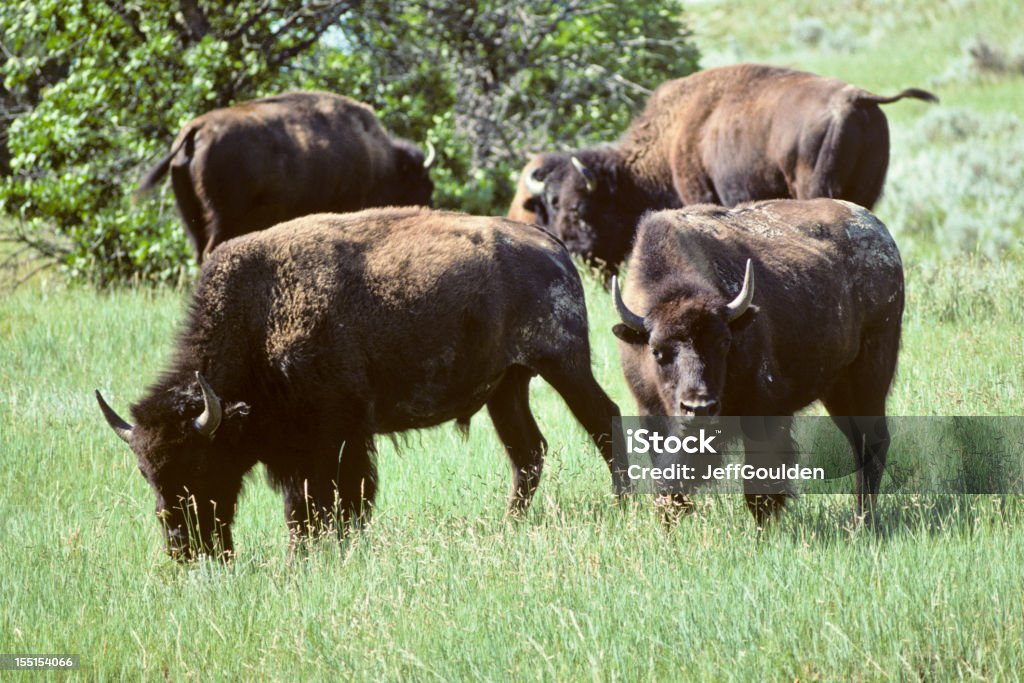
<box><xmin>132</xmin><ymin>125</ymin><xmax>198</xmax><ymax>203</ymax></box>
<box><xmin>854</xmin><ymin>87</ymin><xmax>939</xmax><ymax>106</ymax></box>
<box><xmin>455</xmin><ymin>416</ymin><xmax>472</xmax><ymax>440</ymax></box>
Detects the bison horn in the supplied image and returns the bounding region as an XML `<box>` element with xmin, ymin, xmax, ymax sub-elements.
<box><xmin>423</xmin><ymin>141</ymin><xmax>436</xmax><ymax>170</ymax></box>
<box><xmin>612</xmin><ymin>276</ymin><xmax>646</xmax><ymax>332</ymax></box>
<box><xmin>726</xmin><ymin>259</ymin><xmax>755</xmax><ymax>321</ymax></box>
<box><xmin>193</xmin><ymin>371</ymin><xmax>223</xmax><ymax>438</ymax></box>
<box><xmin>571</xmin><ymin>156</ymin><xmax>596</xmax><ymax>193</ymax></box>
<box><xmin>96</xmin><ymin>390</ymin><xmax>134</xmax><ymax>445</ymax></box>
<box><xmin>523</xmin><ymin>165</ymin><xmax>546</xmax><ymax>196</ymax></box>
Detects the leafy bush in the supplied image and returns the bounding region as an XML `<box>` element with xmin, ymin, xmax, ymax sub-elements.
<box><xmin>0</xmin><ymin>0</ymin><xmax>699</xmax><ymax>285</ymax></box>
<box><xmin>880</xmin><ymin>107</ymin><xmax>1024</xmax><ymax>261</ymax></box>
<box><xmin>932</xmin><ymin>35</ymin><xmax>1024</xmax><ymax>86</ymax></box>
<box><xmin>788</xmin><ymin>17</ymin><xmax>862</xmax><ymax>53</ymax></box>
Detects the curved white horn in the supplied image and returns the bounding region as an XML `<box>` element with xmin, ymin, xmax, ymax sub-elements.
<box><xmin>423</xmin><ymin>140</ymin><xmax>436</xmax><ymax>170</ymax></box>
<box><xmin>523</xmin><ymin>165</ymin><xmax>546</xmax><ymax>196</ymax></box>
<box><xmin>570</xmin><ymin>156</ymin><xmax>596</xmax><ymax>193</ymax></box>
<box><xmin>193</xmin><ymin>372</ymin><xmax>223</xmax><ymax>438</ymax></box>
<box><xmin>96</xmin><ymin>390</ymin><xmax>133</xmax><ymax>445</ymax></box>
<box><xmin>613</xmin><ymin>276</ymin><xmax>646</xmax><ymax>332</ymax></box>
<box><xmin>726</xmin><ymin>259</ymin><xmax>755</xmax><ymax>321</ymax></box>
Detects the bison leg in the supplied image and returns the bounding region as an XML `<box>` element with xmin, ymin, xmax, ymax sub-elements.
<box><xmin>823</xmin><ymin>336</ymin><xmax>897</xmax><ymax>521</ymax></box>
<box><xmin>333</xmin><ymin>436</ymin><xmax>377</xmax><ymax>529</ymax></box>
<box><xmin>486</xmin><ymin>365</ymin><xmax>548</xmax><ymax>514</ymax></box>
<box><xmin>283</xmin><ymin>475</ymin><xmax>335</xmax><ymax>547</ymax></box>
<box><xmin>169</xmin><ymin>160</ymin><xmax>209</xmax><ymax>263</ymax></box>
<box><xmin>282</xmin><ymin>436</ymin><xmax>377</xmax><ymax>547</ymax></box>
<box><xmin>742</xmin><ymin>417</ymin><xmax>797</xmax><ymax>526</ymax></box>
<box><xmin>827</xmin><ymin>414</ymin><xmax>890</xmax><ymax>522</ymax></box>
<box><xmin>670</xmin><ymin>146</ymin><xmax>721</xmax><ymax>206</ymax></box>
<box><xmin>538</xmin><ymin>360</ymin><xmax>628</xmax><ymax>496</ymax></box>
<box><xmin>797</xmin><ymin>106</ymin><xmax>890</xmax><ymax>210</ymax></box>
<box><xmin>743</xmin><ymin>494</ymin><xmax>789</xmax><ymax>527</ymax></box>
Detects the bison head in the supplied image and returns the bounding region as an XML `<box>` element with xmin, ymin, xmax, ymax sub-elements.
<box><xmin>96</xmin><ymin>372</ymin><xmax>250</xmax><ymax>561</ymax></box>
<box><xmin>612</xmin><ymin>260</ymin><xmax>758</xmax><ymax>417</ymax></box>
<box><xmin>543</xmin><ymin>150</ymin><xmax>640</xmax><ymax>275</ymax></box>
<box><xmin>389</xmin><ymin>139</ymin><xmax>436</xmax><ymax>208</ymax></box>
<box><xmin>519</xmin><ymin>152</ymin><xmax>571</xmax><ymax>231</ymax></box>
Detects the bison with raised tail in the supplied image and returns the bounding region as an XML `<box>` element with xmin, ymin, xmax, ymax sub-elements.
<box><xmin>612</xmin><ymin>199</ymin><xmax>904</xmax><ymax>522</ymax></box>
<box><xmin>96</xmin><ymin>208</ymin><xmax>622</xmax><ymax>560</ymax></box>
<box><xmin>526</xmin><ymin>64</ymin><xmax>936</xmax><ymax>273</ymax></box>
<box><xmin>136</xmin><ymin>91</ymin><xmax>436</xmax><ymax>262</ymax></box>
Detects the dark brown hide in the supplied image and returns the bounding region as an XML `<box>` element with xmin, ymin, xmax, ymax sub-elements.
<box><xmin>537</xmin><ymin>64</ymin><xmax>935</xmax><ymax>272</ymax></box>
<box><xmin>614</xmin><ymin>199</ymin><xmax>904</xmax><ymax>522</ymax></box>
<box><xmin>136</xmin><ymin>91</ymin><xmax>434</xmax><ymax>262</ymax></box>
<box><xmin>97</xmin><ymin>208</ymin><xmax>621</xmax><ymax>559</ymax></box>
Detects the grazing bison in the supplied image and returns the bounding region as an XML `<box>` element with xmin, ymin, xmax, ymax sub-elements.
<box><xmin>136</xmin><ymin>91</ymin><xmax>436</xmax><ymax>262</ymax></box>
<box><xmin>612</xmin><ymin>199</ymin><xmax>904</xmax><ymax>523</ymax></box>
<box><xmin>96</xmin><ymin>208</ymin><xmax>622</xmax><ymax>560</ymax></box>
<box><xmin>527</xmin><ymin>63</ymin><xmax>936</xmax><ymax>273</ymax></box>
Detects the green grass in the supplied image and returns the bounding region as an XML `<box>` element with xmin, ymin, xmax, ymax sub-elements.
<box><xmin>2</xmin><ymin>256</ymin><xmax>1023</xmax><ymax>679</ymax></box>
<box><xmin>3</xmin><ymin>0</ymin><xmax>1024</xmax><ymax>679</ymax></box>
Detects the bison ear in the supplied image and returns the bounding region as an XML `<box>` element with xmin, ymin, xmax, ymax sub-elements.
<box><xmin>214</xmin><ymin>401</ymin><xmax>250</xmax><ymax>444</ymax></box>
<box><xmin>571</xmin><ymin>156</ymin><xmax>598</xmax><ymax>193</ymax></box>
<box><xmin>613</xmin><ymin>323</ymin><xmax>649</xmax><ymax>345</ymax></box>
<box><xmin>226</xmin><ymin>401</ymin><xmax>250</xmax><ymax>420</ymax></box>
<box><xmin>727</xmin><ymin>305</ymin><xmax>760</xmax><ymax>334</ymax></box>
<box><xmin>395</xmin><ymin>146</ymin><xmax>426</xmax><ymax>175</ymax></box>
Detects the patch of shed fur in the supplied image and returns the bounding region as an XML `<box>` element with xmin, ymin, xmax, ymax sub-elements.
<box><xmin>834</xmin><ymin>200</ymin><xmax>903</xmax><ymax>272</ymax></box>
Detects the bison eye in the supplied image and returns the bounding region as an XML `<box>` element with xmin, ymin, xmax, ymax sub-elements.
<box><xmin>652</xmin><ymin>347</ymin><xmax>674</xmax><ymax>365</ymax></box>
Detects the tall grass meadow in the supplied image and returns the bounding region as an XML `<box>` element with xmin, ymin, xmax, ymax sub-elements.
<box><xmin>2</xmin><ymin>0</ymin><xmax>1023</xmax><ymax>678</ymax></box>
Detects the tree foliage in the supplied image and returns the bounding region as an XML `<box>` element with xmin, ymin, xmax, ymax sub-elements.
<box><xmin>0</xmin><ymin>0</ymin><xmax>698</xmax><ymax>285</ymax></box>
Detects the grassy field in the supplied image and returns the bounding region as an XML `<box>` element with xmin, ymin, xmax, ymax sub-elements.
<box><xmin>2</xmin><ymin>0</ymin><xmax>1024</xmax><ymax>679</ymax></box>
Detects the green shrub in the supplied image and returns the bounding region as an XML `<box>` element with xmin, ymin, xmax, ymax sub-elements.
<box><xmin>880</xmin><ymin>108</ymin><xmax>1024</xmax><ymax>261</ymax></box>
<box><xmin>0</xmin><ymin>1</ymin><xmax>699</xmax><ymax>285</ymax></box>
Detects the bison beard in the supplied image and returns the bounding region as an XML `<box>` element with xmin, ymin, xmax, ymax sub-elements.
<box><xmin>613</xmin><ymin>199</ymin><xmax>905</xmax><ymax>525</ymax></box>
<box><xmin>135</xmin><ymin>91</ymin><xmax>436</xmax><ymax>263</ymax></box>
<box><xmin>96</xmin><ymin>208</ymin><xmax>622</xmax><ymax>560</ymax></box>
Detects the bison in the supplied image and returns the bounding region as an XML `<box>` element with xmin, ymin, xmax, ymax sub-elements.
<box><xmin>612</xmin><ymin>199</ymin><xmax>904</xmax><ymax>523</ymax></box>
<box><xmin>135</xmin><ymin>91</ymin><xmax>436</xmax><ymax>263</ymax></box>
<box><xmin>526</xmin><ymin>63</ymin><xmax>936</xmax><ymax>273</ymax></box>
<box><xmin>96</xmin><ymin>207</ymin><xmax>622</xmax><ymax>560</ymax></box>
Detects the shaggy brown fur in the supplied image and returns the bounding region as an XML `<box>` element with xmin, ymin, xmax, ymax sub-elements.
<box><xmin>533</xmin><ymin>64</ymin><xmax>935</xmax><ymax>273</ymax></box>
<box><xmin>613</xmin><ymin>198</ymin><xmax>904</xmax><ymax>523</ymax></box>
<box><xmin>621</xmin><ymin>63</ymin><xmax>935</xmax><ymax>207</ymax></box>
<box><xmin>97</xmin><ymin>208</ymin><xmax>621</xmax><ymax>559</ymax></box>
<box><xmin>136</xmin><ymin>91</ymin><xmax>434</xmax><ymax>262</ymax></box>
